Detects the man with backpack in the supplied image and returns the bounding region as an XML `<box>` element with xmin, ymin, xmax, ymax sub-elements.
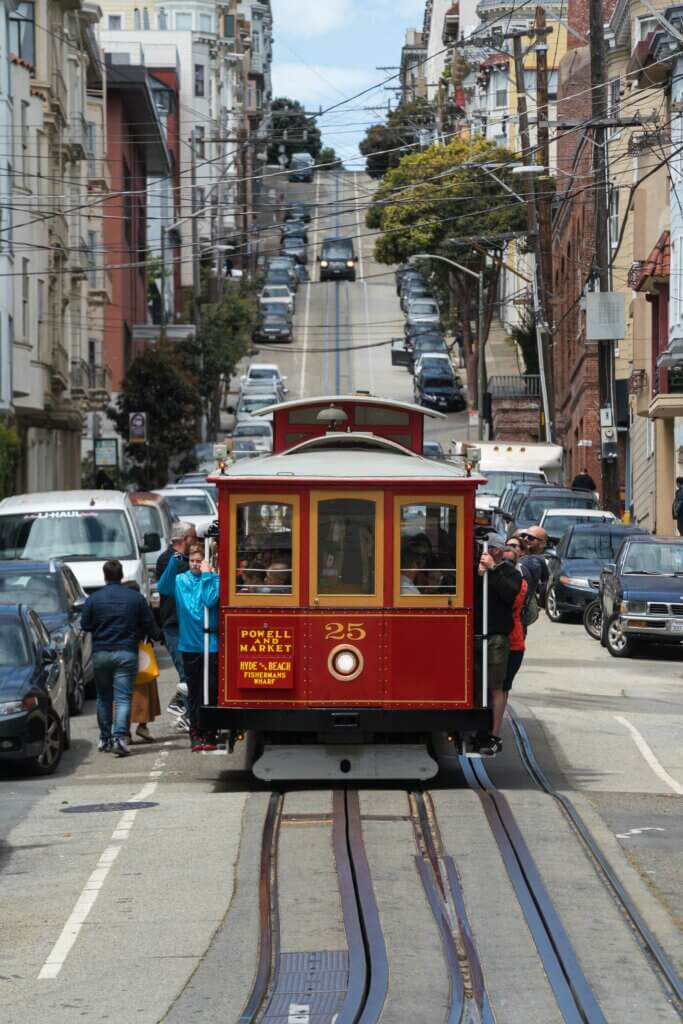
<box><xmin>673</xmin><ymin>477</ymin><xmax>683</xmax><ymax>536</ymax></box>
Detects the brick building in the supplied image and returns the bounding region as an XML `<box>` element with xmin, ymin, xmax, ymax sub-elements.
<box><xmin>103</xmin><ymin>65</ymin><xmax>171</xmax><ymax>390</ymax></box>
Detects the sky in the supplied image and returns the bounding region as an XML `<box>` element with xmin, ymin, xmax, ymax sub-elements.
<box><xmin>270</xmin><ymin>0</ymin><xmax>426</xmax><ymax>165</ymax></box>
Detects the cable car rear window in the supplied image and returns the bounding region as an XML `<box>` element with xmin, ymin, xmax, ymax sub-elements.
<box><xmin>399</xmin><ymin>504</ymin><xmax>457</xmax><ymax>596</ymax></box>
<box><xmin>317</xmin><ymin>498</ymin><xmax>375</xmax><ymax>595</ymax></box>
<box><xmin>236</xmin><ymin>502</ymin><xmax>293</xmax><ymax>593</ymax></box>
<box><xmin>0</xmin><ymin>510</ymin><xmax>137</xmax><ymax>561</ymax></box>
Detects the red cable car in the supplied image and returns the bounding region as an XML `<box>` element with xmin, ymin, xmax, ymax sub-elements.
<box><xmin>202</xmin><ymin>395</ymin><xmax>489</xmax><ymax>780</ymax></box>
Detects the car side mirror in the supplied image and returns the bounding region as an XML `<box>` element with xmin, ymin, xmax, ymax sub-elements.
<box><xmin>72</xmin><ymin>596</ymin><xmax>86</xmax><ymax>614</ymax></box>
<box><xmin>142</xmin><ymin>531</ymin><xmax>161</xmax><ymax>554</ymax></box>
<box><xmin>42</xmin><ymin>646</ymin><xmax>58</xmax><ymax>664</ymax></box>
<box><xmin>545</xmin><ymin>547</ymin><xmax>557</xmax><ymax>559</ymax></box>
<box><xmin>602</xmin><ymin>562</ymin><xmax>616</xmax><ymax>575</ymax></box>
<box><xmin>501</xmin><ymin>511</ymin><xmax>513</xmax><ymax>522</ymax></box>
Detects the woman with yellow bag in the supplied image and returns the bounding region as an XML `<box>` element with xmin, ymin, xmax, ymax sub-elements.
<box><xmin>125</xmin><ymin>582</ymin><xmax>161</xmax><ymax>743</ymax></box>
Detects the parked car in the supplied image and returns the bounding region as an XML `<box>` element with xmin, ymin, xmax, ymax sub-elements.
<box><xmin>264</xmin><ymin>261</ymin><xmax>298</xmax><ymax>292</ymax></box>
<box><xmin>501</xmin><ymin>485</ymin><xmax>599</xmax><ymax>537</ymax></box>
<box><xmin>155</xmin><ymin>487</ymin><xmax>217</xmax><ymax>535</ymax></box>
<box><xmin>281</xmin><ymin>236</ymin><xmax>307</xmax><ymax>265</ymax></box>
<box><xmin>422</xmin><ymin>440</ymin><xmax>446</xmax><ymax>460</ymax></box>
<box><xmin>259</xmin><ymin>301</ymin><xmax>293</xmax><ymax>325</ymax></box>
<box><xmin>414</xmin><ymin>368</ymin><xmax>466</xmax><ymax>412</ymax></box>
<box><xmin>288</xmin><ymin>151</ymin><xmax>315</xmax><ymax>182</ymax></box>
<box><xmin>600</xmin><ymin>535</ymin><xmax>683</xmax><ymax>657</ymax></box>
<box><xmin>252</xmin><ymin>309</ymin><xmax>293</xmax><ymax>344</ymax></box>
<box><xmin>233</xmin><ymin>393</ymin><xmax>276</xmax><ymax>422</ymax></box>
<box><xmin>281</xmin><ymin>219</ymin><xmax>308</xmax><ymax>242</ymax></box>
<box><xmin>404</xmin><ymin>299</ymin><xmax>442</xmax><ymax>336</ymax></box>
<box><xmin>413</xmin><ymin>352</ymin><xmax>454</xmax><ymax>378</ymax></box>
<box><xmin>241</xmin><ymin>378</ymin><xmax>286</xmax><ymax>404</ymax></box>
<box><xmin>400</xmin><ymin>280</ymin><xmax>433</xmax><ymax>312</ymax></box>
<box><xmin>260</xmin><ymin>284</ymin><xmax>295</xmax><ymax>314</ymax></box>
<box><xmin>545</xmin><ymin>523</ymin><xmax>648</xmax><ymax>623</ymax></box>
<box><xmin>319</xmin><ymin>237</ymin><xmax>357</xmax><ymax>281</ymax></box>
<box><xmin>0</xmin><ymin>604</ymin><xmax>69</xmax><ymax>775</ymax></box>
<box><xmin>539</xmin><ymin>507</ymin><xmax>618</xmax><ymax>546</ymax></box>
<box><xmin>240</xmin><ymin>362</ymin><xmax>288</xmax><ymax>394</ymax></box>
<box><xmin>284</xmin><ymin>202</ymin><xmax>311</xmax><ymax>223</ymax></box>
<box><xmin>0</xmin><ymin>560</ymin><xmax>92</xmax><ymax>715</ymax></box>
<box><xmin>231</xmin><ymin>419</ymin><xmax>274</xmax><ymax>452</ymax></box>
<box><xmin>0</xmin><ymin>490</ymin><xmax>159</xmax><ymax>597</ymax></box>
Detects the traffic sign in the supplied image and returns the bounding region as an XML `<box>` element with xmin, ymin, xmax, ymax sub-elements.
<box><xmin>94</xmin><ymin>438</ymin><xmax>118</xmax><ymax>467</ymax></box>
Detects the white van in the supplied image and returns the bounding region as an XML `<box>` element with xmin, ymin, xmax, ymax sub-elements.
<box><xmin>473</xmin><ymin>443</ymin><xmax>564</xmax><ymax>527</ymax></box>
<box><xmin>0</xmin><ymin>491</ymin><xmax>160</xmax><ymax>596</ymax></box>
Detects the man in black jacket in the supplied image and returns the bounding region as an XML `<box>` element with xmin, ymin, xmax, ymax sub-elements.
<box><xmin>156</xmin><ymin>521</ymin><xmax>196</xmax><ymax>720</ymax></box>
<box><xmin>82</xmin><ymin>560</ymin><xmax>158</xmax><ymax>756</ymax></box>
<box><xmin>475</xmin><ymin>533</ymin><xmax>522</xmax><ymax>755</ymax></box>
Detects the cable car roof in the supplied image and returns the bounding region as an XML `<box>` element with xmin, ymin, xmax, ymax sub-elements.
<box><xmin>250</xmin><ymin>395</ymin><xmax>446</xmax><ymax>419</ymax></box>
<box><xmin>283</xmin><ymin>433</ymin><xmax>418</xmax><ymax>456</ymax></box>
<box><xmin>220</xmin><ymin>447</ymin><xmax>474</xmax><ymax>480</ymax></box>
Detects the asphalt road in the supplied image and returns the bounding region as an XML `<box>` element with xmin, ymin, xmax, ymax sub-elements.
<box><xmin>1</xmin><ymin>171</ymin><xmax>682</xmax><ymax>1022</ymax></box>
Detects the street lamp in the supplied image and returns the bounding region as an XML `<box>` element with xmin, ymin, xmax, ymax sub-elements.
<box><xmin>410</xmin><ymin>252</ymin><xmax>486</xmax><ymax>440</ymax></box>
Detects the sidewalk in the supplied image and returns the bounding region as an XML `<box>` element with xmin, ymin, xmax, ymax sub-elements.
<box><xmin>485</xmin><ymin>318</ymin><xmax>522</xmax><ymax>378</ymax></box>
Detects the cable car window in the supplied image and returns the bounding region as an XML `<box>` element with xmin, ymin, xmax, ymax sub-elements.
<box><xmin>289</xmin><ymin>407</ymin><xmax>327</xmax><ymax>424</ymax></box>
<box><xmin>354</xmin><ymin>407</ymin><xmax>410</xmax><ymax>426</ymax></box>
<box><xmin>236</xmin><ymin>502</ymin><xmax>293</xmax><ymax>594</ymax></box>
<box><xmin>317</xmin><ymin>498</ymin><xmax>375</xmax><ymax>595</ymax></box>
<box><xmin>398</xmin><ymin>503</ymin><xmax>457</xmax><ymax>596</ymax></box>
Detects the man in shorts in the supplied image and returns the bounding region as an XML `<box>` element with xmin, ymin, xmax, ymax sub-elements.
<box><xmin>475</xmin><ymin>533</ymin><xmax>522</xmax><ymax>755</ymax></box>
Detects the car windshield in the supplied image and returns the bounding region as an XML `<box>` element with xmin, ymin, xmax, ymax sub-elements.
<box><xmin>291</xmin><ymin>154</ymin><xmax>312</xmax><ymax>168</ymax></box>
<box><xmin>164</xmin><ymin>494</ymin><xmax>212</xmax><ymax>517</ymax></box>
<box><xmin>523</xmin><ymin>493</ymin><xmax>596</xmax><ymax>520</ymax></box>
<box><xmin>0</xmin><ymin>510</ymin><xmax>138</xmax><ymax>561</ymax></box>
<box><xmin>240</xmin><ymin>397</ymin><xmax>273</xmax><ymax>414</ymax></box>
<box><xmin>249</xmin><ymin>368</ymin><xmax>278</xmax><ymax>381</ymax></box>
<box><xmin>622</xmin><ymin>543</ymin><xmax>683</xmax><ymax>574</ymax></box>
<box><xmin>235</xmin><ymin>424</ymin><xmax>270</xmax><ymax>437</ymax></box>
<box><xmin>565</xmin><ymin>531</ymin><xmax>630</xmax><ymax>559</ymax></box>
<box><xmin>263</xmin><ymin>288</ymin><xmax>288</xmax><ymax>299</ymax></box>
<box><xmin>133</xmin><ymin>505</ymin><xmax>162</xmax><ymax>538</ymax></box>
<box><xmin>410</xmin><ymin>301</ymin><xmax>438</xmax><ymax>315</ymax></box>
<box><xmin>261</xmin><ymin>305</ymin><xmax>288</xmax><ymax>318</ymax></box>
<box><xmin>283</xmin><ymin>238</ymin><xmax>302</xmax><ymax>248</ymax></box>
<box><xmin>0</xmin><ymin>573</ymin><xmax>62</xmax><ymax>613</ymax></box>
<box><xmin>0</xmin><ymin>623</ymin><xmax>30</xmax><ymax>666</ymax></box>
<box><xmin>265</xmin><ymin>271</ymin><xmax>290</xmax><ymax>285</ymax></box>
<box><xmin>322</xmin><ymin>243</ymin><xmax>352</xmax><ymax>260</ymax></box>
<box><xmin>478</xmin><ymin>470</ymin><xmax>546</xmax><ymax>497</ymax></box>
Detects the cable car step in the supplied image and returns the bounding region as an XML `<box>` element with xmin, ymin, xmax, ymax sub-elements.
<box><xmin>252</xmin><ymin>744</ymin><xmax>438</xmax><ymax>782</ymax></box>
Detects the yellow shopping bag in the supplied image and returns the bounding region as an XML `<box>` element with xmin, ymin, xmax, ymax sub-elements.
<box><xmin>136</xmin><ymin>642</ymin><xmax>160</xmax><ymax>685</ymax></box>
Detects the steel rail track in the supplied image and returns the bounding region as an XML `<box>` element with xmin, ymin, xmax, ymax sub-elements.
<box><xmin>506</xmin><ymin>705</ymin><xmax>683</xmax><ymax>1012</ymax></box>
<box><xmin>409</xmin><ymin>790</ymin><xmax>495</xmax><ymax>1024</ymax></box>
<box><xmin>460</xmin><ymin>755</ymin><xmax>608</xmax><ymax>1024</ymax></box>
<box><xmin>239</xmin><ymin>789</ymin><xmax>388</xmax><ymax>1024</ymax></box>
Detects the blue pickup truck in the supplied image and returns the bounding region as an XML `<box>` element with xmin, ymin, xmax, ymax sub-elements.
<box><xmin>600</xmin><ymin>535</ymin><xmax>683</xmax><ymax>657</ymax></box>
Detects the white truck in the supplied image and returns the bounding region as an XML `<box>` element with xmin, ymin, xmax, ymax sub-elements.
<box><xmin>471</xmin><ymin>442</ymin><xmax>564</xmax><ymax>528</ymax></box>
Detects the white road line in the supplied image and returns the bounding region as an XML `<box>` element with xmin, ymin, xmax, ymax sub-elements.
<box><xmin>38</xmin><ymin>774</ymin><xmax>162</xmax><ymax>980</ymax></box>
<box><xmin>614</xmin><ymin>715</ymin><xmax>683</xmax><ymax>795</ymax></box>
<box><xmin>298</xmin><ymin>171</ymin><xmax>322</xmax><ymax>397</ymax></box>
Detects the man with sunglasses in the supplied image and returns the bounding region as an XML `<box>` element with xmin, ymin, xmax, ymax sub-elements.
<box><xmin>515</xmin><ymin>526</ymin><xmax>549</xmax><ymax>625</ymax></box>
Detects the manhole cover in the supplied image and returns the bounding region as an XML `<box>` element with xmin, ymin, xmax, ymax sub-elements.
<box><xmin>60</xmin><ymin>801</ymin><xmax>158</xmax><ymax>814</ymax></box>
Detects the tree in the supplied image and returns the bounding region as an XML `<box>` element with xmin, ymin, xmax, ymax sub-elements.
<box><xmin>108</xmin><ymin>344</ymin><xmax>202</xmax><ymax>489</ymax></box>
<box><xmin>360</xmin><ymin>124</ymin><xmax>398</xmax><ymax>179</ymax></box>
<box><xmin>370</xmin><ymin>137</ymin><xmax>528</xmax><ymax>402</ymax></box>
<box><xmin>359</xmin><ymin>99</ymin><xmax>437</xmax><ymax>179</ymax></box>
<box><xmin>180</xmin><ymin>281</ymin><xmax>256</xmax><ymax>437</ymax></box>
<box><xmin>267</xmin><ymin>97</ymin><xmax>322</xmax><ymax>165</ymax></box>
<box><xmin>319</xmin><ymin>146</ymin><xmax>343</xmax><ymax>169</ymax></box>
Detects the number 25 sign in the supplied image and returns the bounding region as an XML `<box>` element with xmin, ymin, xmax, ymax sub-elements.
<box><xmin>324</xmin><ymin>622</ymin><xmax>366</xmax><ymax>641</ymax></box>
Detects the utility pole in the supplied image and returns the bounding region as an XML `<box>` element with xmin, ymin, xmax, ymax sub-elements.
<box><xmin>190</xmin><ymin>128</ymin><xmax>202</xmax><ymax>329</ymax></box>
<box><xmin>509</xmin><ymin>29</ymin><xmax>554</xmax><ymax>441</ymax></box>
<box><xmin>589</xmin><ymin>0</ymin><xmax>618</xmax><ymax>512</ymax></box>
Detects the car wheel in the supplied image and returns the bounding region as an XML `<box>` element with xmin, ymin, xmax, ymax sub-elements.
<box><xmin>69</xmin><ymin>658</ymin><xmax>86</xmax><ymax>716</ymax></box>
<box><xmin>605</xmin><ymin>615</ymin><xmax>632</xmax><ymax>658</ymax></box>
<box><xmin>583</xmin><ymin>599</ymin><xmax>603</xmax><ymax>641</ymax></box>
<box><xmin>545</xmin><ymin>585</ymin><xmax>564</xmax><ymax>623</ymax></box>
<box><xmin>30</xmin><ymin>708</ymin><xmax>64</xmax><ymax>776</ymax></box>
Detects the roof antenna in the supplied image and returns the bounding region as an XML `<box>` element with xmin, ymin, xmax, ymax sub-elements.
<box><xmin>316</xmin><ymin>406</ymin><xmax>349</xmax><ymax>432</ymax></box>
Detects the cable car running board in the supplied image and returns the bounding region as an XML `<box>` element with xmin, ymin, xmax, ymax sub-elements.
<box><xmin>252</xmin><ymin>744</ymin><xmax>438</xmax><ymax>782</ymax></box>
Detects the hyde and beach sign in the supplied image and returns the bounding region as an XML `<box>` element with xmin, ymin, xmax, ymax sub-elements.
<box><xmin>237</xmin><ymin>627</ymin><xmax>294</xmax><ymax>689</ymax></box>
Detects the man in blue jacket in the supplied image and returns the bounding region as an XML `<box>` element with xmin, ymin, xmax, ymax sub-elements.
<box><xmin>81</xmin><ymin>560</ymin><xmax>158</xmax><ymax>756</ymax></box>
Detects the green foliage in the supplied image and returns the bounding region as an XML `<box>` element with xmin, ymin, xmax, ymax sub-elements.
<box><xmin>371</xmin><ymin>136</ymin><xmax>527</xmax><ymax>265</ymax></box>
<box><xmin>360</xmin><ymin>124</ymin><xmax>398</xmax><ymax>179</ymax></box>
<box><xmin>180</xmin><ymin>280</ymin><xmax>256</xmax><ymax>437</ymax></box>
<box><xmin>0</xmin><ymin>423</ymin><xmax>19</xmax><ymax>499</ymax></box>
<box><xmin>319</xmin><ymin>146</ymin><xmax>343</xmax><ymax>169</ymax></box>
<box><xmin>360</xmin><ymin>99</ymin><xmax>436</xmax><ymax>179</ymax></box>
<box><xmin>108</xmin><ymin>344</ymin><xmax>201</xmax><ymax>489</ymax></box>
<box><xmin>267</xmin><ymin>98</ymin><xmax>322</xmax><ymax>164</ymax></box>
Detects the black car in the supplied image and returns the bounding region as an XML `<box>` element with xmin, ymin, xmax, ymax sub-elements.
<box><xmin>0</xmin><ymin>560</ymin><xmax>92</xmax><ymax>714</ymax></box>
<box><xmin>545</xmin><ymin>524</ymin><xmax>648</xmax><ymax>623</ymax></box>
<box><xmin>0</xmin><ymin>604</ymin><xmax>69</xmax><ymax>775</ymax></box>
<box><xmin>414</xmin><ymin>369</ymin><xmax>466</xmax><ymax>412</ymax></box>
<box><xmin>600</xmin><ymin>535</ymin><xmax>683</xmax><ymax>657</ymax></box>
<box><xmin>252</xmin><ymin>311</ymin><xmax>293</xmax><ymax>343</ymax></box>
<box><xmin>319</xmin><ymin>237</ymin><xmax>357</xmax><ymax>281</ymax></box>
<box><xmin>502</xmin><ymin>485</ymin><xmax>598</xmax><ymax>536</ymax></box>
<box><xmin>288</xmin><ymin>152</ymin><xmax>315</xmax><ymax>182</ymax></box>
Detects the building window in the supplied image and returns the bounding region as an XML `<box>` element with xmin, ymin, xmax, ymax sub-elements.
<box><xmin>35</xmin><ymin>130</ymin><xmax>43</xmax><ymax>192</ymax></box>
<box><xmin>158</xmin><ymin>7</ymin><xmax>167</xmax><ymax>29</ymax></box>
<box><xmin>636</xmin><ymin>16</ymin><xmax>656</xmax><ymax>41</ymax></box>
<box><xmin>252</xmin><ymin>30</ymin><xmax>260</xmax><ymax>53</ymax></box>
<box><xmin>609</xmin><ymin>78</ymin><xmax>620</xmax><ymax>137</ymax></box>
<box><xmin>548</xmin><ymin>70</ymin><xmax>558</xmax><ymax>102</ymax></box>
<box><xmin>123</xmin><ymin>159</ymin><xmax>132</xmax><ymax>246</ymax></box>
<box><xmin>609</xmin><ymin>187</ymin><xmax>619</xmax><ymax>250</ymax></box>
<box><xmin>9</xmin><ymin>2</ymin><xmax>35</xmax><ymax>68</ymax></box>
<box><xmin>22</xmin><ymin>259</ymin><xmax>29</xmax><ymax>337</ymax></box>
<box><xmin>86</xmin><ymin>121</ymin><xmax>97</xmax><ymax>177</ymax></box>
<box><xmin>194</xmin><ymin>64</ymin><xmax>205</xmax><ymax>97</ymax></box>
<box><xmin>143</xmin><ymin>7</ymin><xmax>150</xmax><ymax>28</ymax></box>
<box><xmin>495</xmin><ymin>76</ymin><xmax>507</xmax><ymax>108</ymax></box>
<box><xmin>175</xmin><ymin>12</ymin><xmax>192</xmax><ymax>29</ymax></box>
<box><xmin>37</xmin><ymin>280</ymin><xmax>45</xmax><ymax>360</ymax></box>
<box><xmin>199</xmin><ymin>13</ymin><xmax>212</xmax><ymax>31</ymax></box>
<box><xmin>6</xmin><ymin>165</ymin><xmax>12</xmax><ymax>255</ymax></box>
<box><xmin>21</xmin><ymin>102</ymin><xmax>29</xmax><ymax>185</ymax></box>
<box><xmin>223</xmin><ymin>13</ymin><xmax>234</xmax><ymax>37</ymax></box>
<box><xmin>194</xmin><ymin>125</ymin><xmax>205</xmax><ymax>158</ymax></box>
<box><xmin>87</xmin><ymin>231</ymin><xmax>97</xmax><ymax>287</ymax></box>
<box><xmin>107</xmin><ymin>14</ymin><xmax>123</xmax><ymax>29</ymax></box>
